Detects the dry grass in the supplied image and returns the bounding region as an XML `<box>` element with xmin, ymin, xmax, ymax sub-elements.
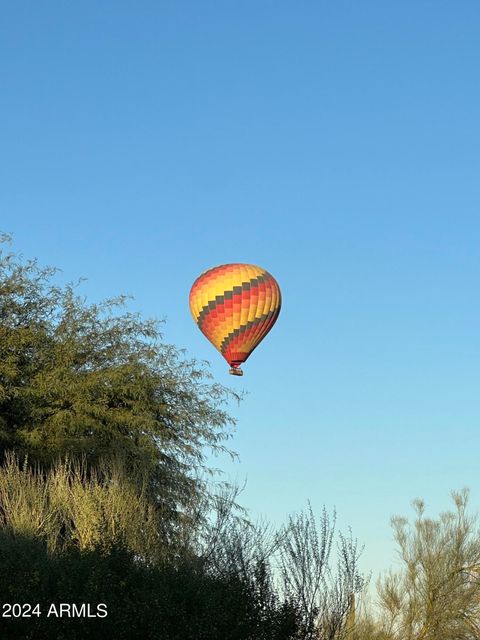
<box><xmin>0</xmin><ymin>453</ymin><xmax>162</xmax><ymax>559</ymax></box>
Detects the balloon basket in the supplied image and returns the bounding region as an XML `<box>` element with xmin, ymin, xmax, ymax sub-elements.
<box><xmin>229</xmin><ymin>367</ymin><xmax>243</xmax><ymax>376</ymax></box>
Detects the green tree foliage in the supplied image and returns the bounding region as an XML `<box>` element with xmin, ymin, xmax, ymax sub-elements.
<box><xmin>0</xmin><ymin>235</ymin><xmax>237</xmax><ymax>519</ymax></box>
<box><xmin>0</xmin><ymin>453</ymin><xmax>163</xmax><ymax>559</ymax></box>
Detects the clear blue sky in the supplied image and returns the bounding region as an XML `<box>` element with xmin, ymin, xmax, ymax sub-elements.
<box><xmin>2</xmin><ymin>1</ymin><xmax>480</xmax><ymax>580</ymax></box>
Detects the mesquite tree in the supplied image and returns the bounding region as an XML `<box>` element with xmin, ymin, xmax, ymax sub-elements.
<box><xmin>0</xmin><ymin>235</ymin><xmax>238</xmax><ymax>524</ymax></box>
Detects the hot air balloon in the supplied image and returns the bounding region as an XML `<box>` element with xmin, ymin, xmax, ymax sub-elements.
<box><xmin>189</xmin><ymin>263</ymin><xmax>281</xmax><ymax>376</ymax></box>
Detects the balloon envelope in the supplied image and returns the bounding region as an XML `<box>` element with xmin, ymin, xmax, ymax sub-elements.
<box><xmin>189</xmin><ymin>263</ymin><xmax>281</xmax><ymax>373</ymax></box>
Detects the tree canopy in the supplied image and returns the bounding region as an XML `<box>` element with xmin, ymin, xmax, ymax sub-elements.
<box><xmin>0</xmin><ymin>235</ymin><xmax>237</xmax><ymax>516</ymax></box>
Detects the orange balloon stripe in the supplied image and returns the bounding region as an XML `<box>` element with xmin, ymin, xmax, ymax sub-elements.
<box><xmin>222</xmin><ymin>309</ymin><xmax>280</xmax><ymax>364</ymax></box>
<box><xmin>246</xmin><ymin>278</ymin><xmax>276</xmax><ymax>352</ymax></box>
<box><xmin>197</xmin><ymin>293</ymin><xmax>243</xmax><ymax>351</ymax></box>
<box><xmin>220</xmin><ymin>290</ymin><xmax>276</xmax><ymax>355</ymax></box>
